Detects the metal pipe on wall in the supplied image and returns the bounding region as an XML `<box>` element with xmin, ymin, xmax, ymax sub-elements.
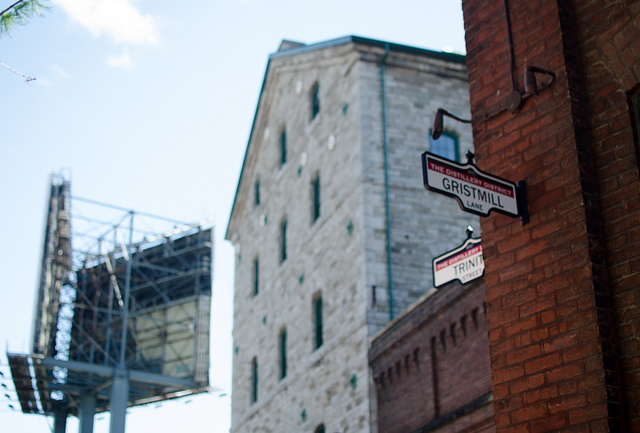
<box><xmin>380</xmin><ymin>43</ymin><xmax>395</xmax><ymax>321</ymax></box>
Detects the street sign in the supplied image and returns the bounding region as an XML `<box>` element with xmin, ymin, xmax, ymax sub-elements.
<box><xmin>433</xmin><ymin>236</ymin><xmax>484</xmax><ymax>288</ymax></box>
<box><xmin>422</xmin><ymin>151</ymin><xmax>527</xmax><ymax>222</ymax></box>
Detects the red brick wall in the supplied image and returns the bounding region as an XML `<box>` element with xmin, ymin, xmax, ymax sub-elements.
<box><xmin>370</xmin><ymin>280</ymin><xmax>494</xmax><ymax>433</ymax></box>
<box><xmin>461</xmin><ymin>0</ymin><xmax>640</xmax><ymax>431</ymax></box>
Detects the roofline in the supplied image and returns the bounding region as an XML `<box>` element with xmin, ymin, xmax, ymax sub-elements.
<box><xmin>225</xmin><ymin>36</ymin><xmax>467</xmax><ymax>241</ymax></box>
<box><xmin>270</xmin><ymin>35</ymin><xmax>466</xmax><ymax>64</ymax></box>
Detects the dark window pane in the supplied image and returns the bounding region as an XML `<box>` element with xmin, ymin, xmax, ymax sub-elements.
<box><xmin>253</xmin><ymin>258</ymin><xmax>259</xmax><ymax>296</ymax></box>
<box><xmin>314</xmin><ymin>295</ymin><xmax>323</xmax><ymax>349</ymax></box>
<box><xmin>251</xmin><ymin>357</ymin><xmax>258</xmax><ymax>403</ymax></box>
<box><xmin>312</xmin><ymin>175</ymin><xmax>320</xmax><ymax>223</ymax></box>
<box><xmin>281</xmin><ymin>220</ymin><xmax>287</xmax><ymax>263</ymax></box>
<box><xmin>280</xmin><ymin>328</ymin><xmax>287</xmax><ymax>379</ymax></box>
<box><xmin>311</xmin><ymin>82</ymin><xmax>320</xmax><ymax>120</ymax></box>
<box><xmin>281</xmin><ymin>127</ymin><xmax>287</xmax><ymax>166</ymax></box>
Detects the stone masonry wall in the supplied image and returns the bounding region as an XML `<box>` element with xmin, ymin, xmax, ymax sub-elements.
<box><xmin>227</xmin><ymin>37</ymin><xmax>482</xmax><ymax>433</ymax></box>
<box><xmin>356</xmin><ymin>43</ymin><xmax>479</xmax><ymax>334</ymax></box>
<box><xmin>229</xmin><ymin>42</ymin><xmax>373</xmax><ymax>433</ymax></box>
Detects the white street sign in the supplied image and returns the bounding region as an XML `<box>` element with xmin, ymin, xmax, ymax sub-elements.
<box><xmin>422</xmin><ymin>152</ymin><xmax>520</xmax><ymax>218</ymax></box>
<box><xmin>433</xmin><ymin>237</ymin><xmax>484</xmax><ymax>288</ymax></box>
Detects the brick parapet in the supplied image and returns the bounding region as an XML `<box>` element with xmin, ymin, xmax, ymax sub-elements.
<box><xmin>370</xmin><ymin>279</ymin><xmax>493</xmax><ymax>433</ymax></box>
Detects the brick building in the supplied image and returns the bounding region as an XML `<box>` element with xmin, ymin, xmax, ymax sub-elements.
<box><xmin>370</xmin><ymin>278</ymin><xmax>495</xmax><ymax>433</ymax></box>
<box><xmin>225</xmin><ymin>36</ymin><xmax>478</xmax><ymax>432</ymax></box>
<box><xmin>458</xmin><ymin>1</ymin><xmax>640</xmax><ymax>431</ymax></box>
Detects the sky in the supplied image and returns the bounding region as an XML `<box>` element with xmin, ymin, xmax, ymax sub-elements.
<box><xmin>0</xmin><ymin>1</ymin><xmax>466</xmax><ymax>431</ymax></box>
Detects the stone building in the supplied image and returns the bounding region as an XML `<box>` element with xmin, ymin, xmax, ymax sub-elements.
<box><xmin>225</xmin><ymin>36</ymin><xmax>477</xmax><ymax>432</ymax></box>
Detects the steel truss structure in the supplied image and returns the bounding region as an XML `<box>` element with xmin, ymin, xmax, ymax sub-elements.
<box><xmin>7</xmin><ymin>173</ymin><xmax>213</xmax><ymax>431</ymax></box>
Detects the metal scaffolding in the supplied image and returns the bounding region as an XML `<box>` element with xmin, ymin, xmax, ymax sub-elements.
<box><xmin>7</xmin><ymin>173</ymin><xmax>213</xmax><ymax>433</ymax></box>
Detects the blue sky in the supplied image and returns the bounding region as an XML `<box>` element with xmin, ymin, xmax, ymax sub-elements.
<box><xmin>0</xmin><ymin>1</ymin><xmax>465</xmax><ymax>431</ymax></box>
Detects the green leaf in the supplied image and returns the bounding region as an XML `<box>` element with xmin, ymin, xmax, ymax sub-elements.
<box><xmin>1</xmin><ymin>0</ymin><xmax>50</xmax><ymax>38</ymax></box>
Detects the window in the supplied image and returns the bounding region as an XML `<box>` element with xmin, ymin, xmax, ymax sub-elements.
<box><xmin>312</xmin><ymin>174</ymin><xmax>320</xmax><ymax>223</ymax></box>
<box><xmin>429</xmin><ymin>131</ymin><xmax>459</xmax><ymax>162</ymax></box>
<box><xmin>251</xmin><ymin>357</ymin><xmax>258</xmax><ymax>404</ymax></box>
<box><xmin>253</xmin><ymin>257</ymin><xmax>259</xmax><ymax>296</ymax></box>
<box><xmin>311</xmin><ymin>82</ymin><xmax>320</xmax><ymax>120</ymax></box>
<box><xmin>279</xmin><ymin>328</ymin><xmax>287</xmax><ymax>380</ymax></box>
<box><xmin>280</xmin><ymin>126</ymin><xmax>287</xmax><ymax>167</ymax></box>
<box><xmin>313</xmin><ymin>294</ymin><xmax>323</xmax><ymax>350</ymax></box>
<box><xmin>280</xmin><ymin>219</ymin><xmax>287</xmax><ymax>263</ymax></box>
<box><xmin>314</xmin><ymin>425</ymin><xmax>326</xmax><ymax>433</ymax></box>
<box><xmin>255</xmin><ymin>180</ymin><xmax>260</xmax><ymax>206</ymax></box>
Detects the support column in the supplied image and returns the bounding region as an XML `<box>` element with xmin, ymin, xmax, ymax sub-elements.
<box><xmin>53</xmin><ymin>409</ymin><xmax>67</xmax><ymax>433</ymax></box>
<box><xmin>78</xmin><ymin>393</ymin><xmax>97</xmax><ymax>433</ymax></box>
<box><xmin>109</xmin><ymin>369</ymin><xmax>129</xmax><ymax>433</ymax></box>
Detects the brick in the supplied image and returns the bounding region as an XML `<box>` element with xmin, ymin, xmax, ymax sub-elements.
<box><xmin>568</xmin><ymin>404</ymin><xmax>608</xmax><ymax>425</ymax></box>
<box><xmin>511</xmin><ymin>373</ymin><xmax>545</xmax><ymax>395</ymax></box>
<box><xmin>543</xmin><ymin>332</ymin><xmax>578</xmax><ymax>354</ymax></box>
<box><xmin>507</xmin><ymin>343</ymin><xmax>544</xmax><ymax>366</ymax></box>
<box><xmin>562</xmin><ymin>340</ymin><xmax>601</xmax><ymax>363</ymax></box>
<box><xmin>546</xmin><ymin>361</ymin><xmax>584</xmax><ymax>383</ymax></box>
<box><xmin>511</xmin><ymin>402</ymin><xmax>548</xmax><ymax>424</ymax></box>
<box><xmin>505</xmin><ymin>314</ymin><xmax>539</xmax><ymax>337</ymax></box>
<box><xmin>494</xmin><ymin>365</ymin><xmax>526</xmax><ymax>385</ymax></box>
<box><xmin>531</xmin><ymin>413</ymin><xmax>569</xmax><ymax>433</ymax></box>
<box><xmin>519</xmin><ymin>295</ymin><xmax>557</xmax><ymax>318</ymax></box>
<box><xmin>524</xmin><ymin>352</ymin><xmax>563</xmax><ymax>375</ymax></box>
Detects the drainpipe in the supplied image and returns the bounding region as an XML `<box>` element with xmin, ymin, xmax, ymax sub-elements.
<box><xmin>380</xmin><ymin>43</ymin><xmax>394</xmax><ymax>320</ymax></box>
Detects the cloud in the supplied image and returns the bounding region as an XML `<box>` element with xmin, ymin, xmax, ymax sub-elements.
<box><xmin>107</xmin><ymin>51</ymin><xmax>133</xmax><ymax>70</ymax></box>
<box><xmin>51</xmin><ymin>64</ymin><xmax>69</xmax><ymax>78</ymax></box>
<box><xmin>53</xmin><ymin>0</ymin><xmax>159</xmax><ymax>45</ymax></box>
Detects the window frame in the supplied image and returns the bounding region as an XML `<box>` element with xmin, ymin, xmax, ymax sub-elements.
<box><xmin>429</xmin><ymin>130</ymin><xmax>460</xmax><ymax>162</ymax></box>
<box><xmin>280</xmin><ymin>219</ymin><xmax>287</xmax><ymax>263</ymax></box>
<box><xmin>313</xmin><ymin>294</ymin><xmax>323</xmax><ymax>350</ymax></box>
<box><xmin>311</xmin><ymin>82</ymin><xmax>320</xmax><ymax>121</ymax></box>
<box><xmin>312</xmin><ymin>173</ymin><xmax>320</xmax><ymax>224</ymax></box>
<box><xmin>279</xmin><ymin>327</ymin><xmax>287</xmax><ymax>380</ymax></box>
<box><xmin>253</xmin><ymin>256</ymin><xmax>259</xmax><ymax>297</ymax></box>
<box><xmin>254</xmin><ymin>179</ymin><xmax>260</xmax><ymax>206</ymax></box>
<box><xmin>250</xmin><ymin>357</ymin><xmax>258</xmax><ymax>404</ymax></box>
<box><xmin>280</xmin><ymin>126</ymin><xmax>287</xmax><ymax>167</ymax></box>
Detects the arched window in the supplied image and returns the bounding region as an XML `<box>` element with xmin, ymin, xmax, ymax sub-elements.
<box><xmin>314</xmin><ymin>424</ymin><xmax>325</xmax><ymax>433</ymax></box>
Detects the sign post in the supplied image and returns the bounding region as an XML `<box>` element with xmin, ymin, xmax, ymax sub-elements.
<box><xmin>422</xmin><ymin>151</ymin><xmax>529</xmax><ymax>224</ymax></box>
